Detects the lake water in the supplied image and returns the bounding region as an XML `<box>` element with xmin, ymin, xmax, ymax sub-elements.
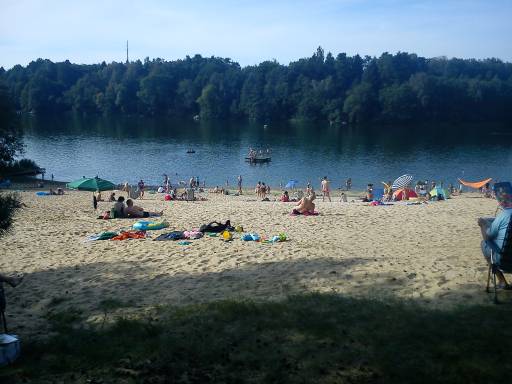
<box><xmin>21</xmin><ymin>114</ymin><xmax>512</xmax><ymax>190</ymax></box>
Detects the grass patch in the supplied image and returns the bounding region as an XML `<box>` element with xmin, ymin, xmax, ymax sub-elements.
<box><xmin>3</xmin><ymin>294</ymin><xmax>512</xmax><ymax>383</ymax></box>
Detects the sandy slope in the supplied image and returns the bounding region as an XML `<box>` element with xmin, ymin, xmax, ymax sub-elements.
<box><xmin>0</xmin><ymin>189</ymin><xmax>502</xmax><ymax>336</ymax></box>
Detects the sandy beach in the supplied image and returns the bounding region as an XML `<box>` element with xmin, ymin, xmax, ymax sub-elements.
<box><xmin>0</xmin><ymin>188</ymin><xmax>502</xmax><ymax>337</ymax></box>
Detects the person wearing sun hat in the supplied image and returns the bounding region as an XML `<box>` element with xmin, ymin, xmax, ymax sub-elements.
<box><xmin>478</xmin><ymin>186</ymin><xmax>512</xmax><ymax>289</ymax></box>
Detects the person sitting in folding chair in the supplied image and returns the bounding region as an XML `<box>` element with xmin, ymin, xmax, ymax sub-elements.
<box><xmin>478</xmin><ymin>188</ymin><xmax>512</xmax><ymax>290</ymax></box>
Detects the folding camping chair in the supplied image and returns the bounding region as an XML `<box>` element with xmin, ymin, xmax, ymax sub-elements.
<box><xmin>486</xmin><ymin>220</ymin><xmax>512</xmax><ymax>303</ymax></box>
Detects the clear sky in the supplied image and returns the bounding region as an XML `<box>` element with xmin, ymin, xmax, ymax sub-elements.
<box><xmin>1</xmin><ymin>0</ymin><xmax>511</xmax><ymax>69</ymax></box>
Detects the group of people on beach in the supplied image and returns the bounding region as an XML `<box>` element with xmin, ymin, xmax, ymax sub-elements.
<box><xmin>109</xmin><ymin>196</ymin><xmax>163</xmax><ymax>219</ymax></box>
<box><xmin>255</xmin><ymin>181</ymin><xmax>271</xmax><ymax>199</ymax></box>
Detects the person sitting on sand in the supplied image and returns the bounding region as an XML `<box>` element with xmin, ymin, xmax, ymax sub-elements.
<box><xmin>261</xmin><ymin>183</ymin><xmax>267</xmax><ymax>199</ymax></box>
<box><xmin>340</xmin><ymin>192</ymin><xmax>348</xmax><ymax>203</ymax></box>
<box><xmin>293</xmin><ymin>191</ymin><xmax>316</xmax><ymax>214</ymax></box>
<box><xmin>280</xmin><ymin>191</ymin><xmax>290</xmax><ymax>202</ymax></box>
<box><xmin>112</xmin><ymin>196</ymin><xmax>126</xmax><ymax>218</ymax></box>
<box><xmin>362</xmin><ymin>184</ymin><xmax>374</xmax><ymax>202</ymax></box>
<box><xmin>49</xmin><ymin>188</ymin><xmax>57</xmax><ymax>195</ymax></box>
<box><xmin>57</xmin><ymin>188</ymin><xmax>64</xmax><ymax>195</ymax></box>
<box><xmin>125</xmin><ymin>199</ymin><xmax>163</xmax><ymax>218</ymax></box>
<box><xmin>96</xmin><ymin>190</ymin><xmax>103</xmax><ymax>201</ymax></box>
<box><xmin>478</xmin><ymin>189</ymin><xmax>512</xmax><ymax>289</ymax></box>
<box><xmin>482</xmin><ymin>183</ymin><xmax>492</xmax><ymax>198</ymax></box>
<box><xmin>382</xmin><ymin>190</ymin><xmax>393</xmax><ymax>202</ymax></box>
<box><xmin>109</xmin><ymin>192</ymin><xmax>116</xmax><ymax>202</ymax></box>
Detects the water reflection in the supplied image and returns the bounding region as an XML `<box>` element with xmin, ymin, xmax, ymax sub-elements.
<box><xmin>21</xmin><ymin>114</ymin><xmax>512</xmax><ymax>188</ymax></box>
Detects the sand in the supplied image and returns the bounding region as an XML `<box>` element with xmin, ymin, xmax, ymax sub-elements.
<box><xmin>0</xmin><ymin>188</ymin><xmax>502</xmax><ymax>336</ymax></box>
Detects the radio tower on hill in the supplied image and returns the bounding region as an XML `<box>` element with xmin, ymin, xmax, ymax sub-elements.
<box><xmin>126</xmin><ymin>40</ymin><xmax>129</xmax><ymax>64</ymax></box>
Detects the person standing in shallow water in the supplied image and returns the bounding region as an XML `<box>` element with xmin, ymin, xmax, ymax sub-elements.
<box><xmin>321</xmin><ymin>176</ymin><xmax>331</xmax><ymax>202</ymax></box>
<box><xmin>237</xmin><ymin>175</ymin><xmax>243</xmax><ymax>195</ymax></box>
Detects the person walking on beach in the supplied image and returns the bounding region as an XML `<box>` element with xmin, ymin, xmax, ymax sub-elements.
<box><xmin>122</xmin><ymin>182</ymin><xmax>130</xmax><ymax>198</ymax></box>
<box><xmin>321</xmin><ymin>176</ymin><xmax>331</xmax><ymax>202</ymax></box>
<box><xmin>138</xmin><ymin>179</ymin><xmax>145</xmax><ymax>199</ymax></box>
<box><xmin>237</xmin><ymin>175</ymin><xmax>243</xmax><ymax>195</ymax></box>
<box><xmin>345</xmin><ymin>178</ymin><xmax>352</xmax><ymax>191</ymax></box>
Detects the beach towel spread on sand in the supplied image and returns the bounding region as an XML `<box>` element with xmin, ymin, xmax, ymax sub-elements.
<box><xmin>154</xmin><ymin>231</ymin><xmax>185</xmax><ymax>241</ymax></box>
<box><xmin>291</xmin><ymin>210</ymin><xmax>319</xmax><ymax>216</ymax></box>
<box><xmin>184</xmin><ymin>230</ymin><xmax>203</xmax><ymax>239</ymax></box>
<box><xmin>87</xmin><ymin>231</ymin><xmax>118</xmax><ymax>241</ymax></box>
<box><xmin>111</xmin><ymin>231</ymin><xmax>146</xmax><ymax>240</ymax></box>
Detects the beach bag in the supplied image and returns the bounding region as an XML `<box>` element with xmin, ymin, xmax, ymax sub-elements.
<box><xmin>199</xmin><ymin>220</ymin><xmax>232</xmax><ymax>233</ymax></box>
<box><xmin>0</xmin><ymin>334</ymin><xmax>20</xmax><ymax>366</ymax></box>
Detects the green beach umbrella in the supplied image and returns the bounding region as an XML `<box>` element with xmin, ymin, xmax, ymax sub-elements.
<box><xmin>66</xmin><ymin>177</ymin><xmax>116</xmax><ymax>192</ymax></box>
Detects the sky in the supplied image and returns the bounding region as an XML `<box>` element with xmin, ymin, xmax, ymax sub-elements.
<box><xmin>1</xmin><ymin>0</ymin><xmax>511</xmax><ymax>69</ymax></box>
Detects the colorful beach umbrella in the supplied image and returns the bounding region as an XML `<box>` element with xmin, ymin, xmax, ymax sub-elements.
<box><xmin>285</xmin><ymin>180</ymin><xmax>299</xmax><ymax>189</ymax></box>
<box><xmin>392</xmin><ymin>174</ymin><xmax>413</xmax><ymax>191</ymax></box>
<box><xmin>66</xmin><ymin>177</ymin><xmax>116</xmax><ymax>192</ymax></box>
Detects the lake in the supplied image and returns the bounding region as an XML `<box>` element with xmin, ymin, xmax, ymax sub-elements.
<box><xmin>21</xmin><ymin>114</ymin><xmax>512</xmax><ymax>190</ymax></box>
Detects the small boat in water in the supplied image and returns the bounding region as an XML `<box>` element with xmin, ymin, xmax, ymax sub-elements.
<box><xmin>245</xmin><ymin>156</ymin><xmax>271</xmax><ymax>163</ymax></box>
<box><xmin>186</xmin><ymin>149</ymin><xmax>196</xmax><ymax>154</ymax></box>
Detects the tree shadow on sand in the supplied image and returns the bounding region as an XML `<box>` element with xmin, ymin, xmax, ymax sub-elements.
<box><xmin>2</xmin><ymin>257</ymin><xmax>512</xmax><ymax>383</ymax></box>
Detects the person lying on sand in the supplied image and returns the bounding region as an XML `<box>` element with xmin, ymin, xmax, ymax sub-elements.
<box><xmin>0</xmin><ymin>273</ymin><xmax>23</xmax><ymax>287</ymax></box>
<box><xmin>292</xmin><ymin>192</ymin><xmax>316</xmax><ymax>214</ymax></box>
<box><xmin>125</xmin><ymin>199</ymin><xmax>163</xmax><ymax>218</ymax></box>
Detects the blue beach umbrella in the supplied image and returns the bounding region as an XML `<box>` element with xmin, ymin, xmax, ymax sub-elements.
<box><xmin>285</xmin><ymin>180</ymin><xmax>299</xmax><ymax>189</ymax></box>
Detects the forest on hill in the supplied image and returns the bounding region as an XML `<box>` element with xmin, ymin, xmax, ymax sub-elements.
<box><xmin>1</xmin><ymin>47</ymin><xmax>511</xmax><ymax>124</ymax></box>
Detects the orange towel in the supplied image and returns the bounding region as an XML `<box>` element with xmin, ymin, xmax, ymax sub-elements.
<box><xmin>111</xmin><ymin>230</ymin><xmax>146</xmax><ymax>240</ymax></box>
<box><xmin>458</xmin><ymin>178</ymin><xmax>492</xmax><ymax>189</ymax></box>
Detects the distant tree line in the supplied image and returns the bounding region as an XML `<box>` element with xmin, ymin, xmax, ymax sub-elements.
<box><xmin>1</xmin><ymin>47</ymin><xmax>512</xmax><ymax>123</ymax></box>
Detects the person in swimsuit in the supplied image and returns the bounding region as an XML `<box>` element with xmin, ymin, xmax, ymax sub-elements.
<box><xmin>138</xmin><ymin>180</ymin><xmax>145</xmax><ymax>199</ymax></box>
<box><xmin>321</xmin><ymin>176</ymin><xmax>331</xmax><ymax>202</ymax></box>
<box><xmin>125</xmin><ymin>199</ymin><xmax>163</xmax><ymax>218</ymax></box>
<box><xmin>237</xmin><ymin>175</ymin><xmax>243</xmax><ymax>195</ymax></box>
<box><xmin>293</xmin><ymin>191</ymin><xmax>316</xmax><ymax>214</ymax></box>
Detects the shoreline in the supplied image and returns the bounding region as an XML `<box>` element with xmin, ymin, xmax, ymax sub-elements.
<box><xmin>3</xmin><ymin>177</ymin><xmax>367</xmax><ymax>199</ymax></box>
